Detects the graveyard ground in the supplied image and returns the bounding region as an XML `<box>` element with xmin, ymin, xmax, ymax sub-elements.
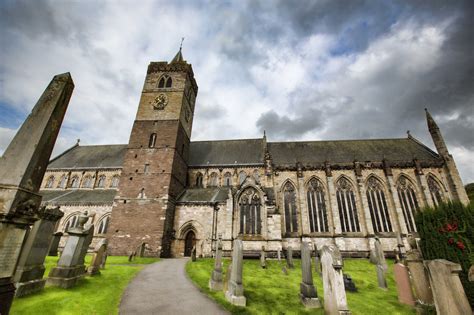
<box><xmin>186</xmin><ymin>258</ymin><xmax>416</xmax><ymax>315</ymax></box>
<box><xmin>10</xmin><ymin>256</ymin><xmax>159</xmax><ymax>315</ymax></box>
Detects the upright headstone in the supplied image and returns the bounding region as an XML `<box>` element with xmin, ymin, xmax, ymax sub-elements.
<box><xmin>225</xmin><ymin>239</ymin><xmax>246</xmax><ymax>306</ymax></box>
<box><xmin>191</xmin><ymin>246</ymin><xmax>197</xmax><ymax>262</ymax></box>
<box><xmin>0</xmin><ymin>72</ymin><xmax>74</xmax><ymax>314</ymax></box>
<box><xmin>13</xmin><ymin>207</ymin><xmax>64</xmax><ymax>297</ymax></box>
<box><xmin>299</xmin><ymin>242</ymin><xmax>321</xmax><ymax>308</ymax></box>
<box><xmin>100</xmin><ymin>251</ymin><xmax>108</xmax><ymax>269</ymax></box>
<box><xmin>47</xmin><ymin>211</ymin><xmax>94</xmax><ymax>288</ymax></box>
<box><xmin>260</xmin><ymin>246</ymin><xmax>266</xmax><ymax>269</ymax></box>
<box><xmin>223</xmin><ymin>262</ymin><xmax>232</xmax><ymax>293</ymax></box>
<box><xmin>286</xmin><ymin>246</ymin><xmax>294</xmax><ymax>269</ymax></box>
<box><xmin>48</xmin><ymin>232</ymin><xmax>63</xmax><ymax>256</ymax></box>
<box><xmin>343</xmin><ymin>274</ymin><xmax>357</xmax><ymax>292</ymax></box>
<box><xmin>393</xmin><ymin>263</ymin><xmax>415</xmax><ymax>306</ymax></box>
<box><xmin>87</xmin><ymin>239</ymin><xmax>108</xmax><ymax>276</ymax></box>
<box><xmin>314</xmin><ymin>244</ymin><xmax>321</xmax><ymax>276</ymax></box>
<box><xmin>405</xmin><ymin>239</ymin><xmax>433</xmax><ymax>304</ymax></box>
<box><xmin>277</xmin><ymin>248</ymin><xmax>281</xmax><ymax>261</ymax></box>
<box><xmin>374</xmin><ymin>237</ymin><xmax>388</xmax><ymax>289</ymax></box>
<box><xmin>321</xmin><ymin>245</ymin><xmax>351</xmax><ymax>314</ymax></box>
<box><xmin>209</xmin><ymin>238</ymin><xmax>223</xmax><ymax>290</ymax></box>
<box><xmin>137</xmin><ymin>242</ymin><xmax>146</xmax><ymax>257</ymax></box>
<box><xmin>424</xmin><ymin>259</ymin><xmax>471</xmax><ymax>315</ymax></box>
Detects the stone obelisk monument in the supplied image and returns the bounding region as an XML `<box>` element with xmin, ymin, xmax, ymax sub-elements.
<box><xmin>0</xmin><ymin>73</ymin><xmax>74</xmax><ymax>314</ymax></box>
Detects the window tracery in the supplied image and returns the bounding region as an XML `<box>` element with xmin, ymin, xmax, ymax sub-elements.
<box><xmin>223</xmin><ymin>172</ymin><xmax>232</xmax><ymax>186</ymax></box>
<box><xmin>45</xmin><ymin>176</ymin><xmax>55</xmax><ymax>188</ymax></box>
<box><xmin>238</xmin><ymin>171</ymin><xmax>247</xmax><ymax>185</ymax></box>
<box><xmin>366</xmin><ymin>176</ymin><xmax>392</xmax><ymax>233</ymax></box>
<box><xmin>396</xmin><ymin>176</ymin><xmax>419</xmax><ymax>232</ymax></box>
<box><xmin>82</xmin><ymin>176</ymin><xmax>93</xmax><ymax>188</ymax></box>
<box><xmin>97</xmin><ymin>175</ymin><xmax>106</xmax><ymax>188</ymax></box>
<box><xmin>58</xmin><ymin>175</ymin><xmax>67</xmax><ymax>188</ymax></box>
<box><xmin>239</xmin><ymin>187</ymin><xmax>262</xmax><ymax>235</ymax></box>
<box><xmin>111</xmin><ymin>176</ymin><xmax>120</xmax><ymax>188</ymax></box>
<box><xmin>64</xmin><ymin>214</ymin><xmax>79</xmax><ymax>232</ymax></box>
<box><xmin>70</xmin><ymin>176</ymin><xmax>79</xmax><ymax>188</ymax></box>
<box><xmin>97</xmin><ymin>215</ymin><xmax>110</xmax><ymax>234</ymax></box>
<box><xmin>209</xmin><ymin>172</ymin><xmax>218</xmax><ymax>187</ymax></box>
<box><xmin>306</xmin><ymin>178</ymin><xmax>329</xmax><ymax>233</ymax></box>
<box><xmin>335</xmin><ymin>177</ymin><xmax>360</xmax><ymax>232</ymax></box>
<box><xmin>283</xmin><ymin>182</ymin><xmax>298</xmax><ymax>233</ymax></box>
<box><xmin>427</xmin><ymin>175</ymin><xmax>444</xmax><ymax>206</ymax></box>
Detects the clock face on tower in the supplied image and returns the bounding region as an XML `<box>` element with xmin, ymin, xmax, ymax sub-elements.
<box><xmin>151</xmin><ymin>93</ymin><xmax>168</xmax><ymax>110</ymax></box>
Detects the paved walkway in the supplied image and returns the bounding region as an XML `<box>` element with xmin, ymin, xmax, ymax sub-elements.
<box><xmin>119</xmin><ymin>258</ymin><xmax>229</xmax><ymax>315</ymax></box>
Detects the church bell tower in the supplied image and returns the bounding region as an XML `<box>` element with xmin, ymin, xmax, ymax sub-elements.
<box><xmin>108</xmin><ymin>49</ymin><xmax>198</xmax><ymax>257</ymax></box>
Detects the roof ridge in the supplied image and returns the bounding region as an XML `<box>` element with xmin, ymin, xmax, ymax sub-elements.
<box><xmin>268</xmin><ymin>138</ymin><xmax>409</xmax><ymax>144</ymax></box>
<box><xmin>190</xmin><ymin>138</ymin><xmax>263</xmax><ymax>143</ymax></box>
<box><xmin>406</xmin><ymin>135</ymin><xmax>440</xmax><ymax>158</ymax></box>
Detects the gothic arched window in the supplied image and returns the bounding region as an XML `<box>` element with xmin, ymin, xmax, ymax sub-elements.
<box><xmin>82</xmin><ymin>176</ymin><xmax>92</xmax><ymax>188</ymax></box>
<box><xmin>149</xmin><ymin>133</ymin><xmax>157</xmax><ymax>148</ymax></box>
<box><xmin>97</xmin><ymin>175</ymin><xmax>106</xmax><ymax>188</ymax></box>
<box><xmin>58</xmin><ymin>175</ymin><xmax>67</xmax><ymax>188</ymax></box>
<box><xmin>336</xmin><ymin>177</ymin><xmax>360</xmax><ymax>232</ymax></box>
<box><xmin>427</xmin><ymin>175</ymin><xmax>444</xmax><ymax>207</ymax></box>
<box><xmin>223</xmin><ymin>172</ymin><xmax>232</xmax><ymax>186</ymax></box>
<box><xmin>166</xmin><ymin>77</ymin><xmax>172</xmax><ymax>88</ymax></box>
<box><xmin>111</xmin><ymin>175</ymin><xmax>120</xmax><ymax>188</ymax></box>
<box><xmin>366</xmin><ymin>176</ymin><xmax>393</xmax><ymax>233</ymax></box>
<box><xmin>64</xmin><ymin>214</ymin><xmax>79</xmax><ymax>232</ymax></box>
<box><xmin>196</xmin><ymin>172</ymin><xmax>203</xmax><ymax>188</ymax></box>
<box><xmin>97</xmin><ymin>215</ymin><xmax>110</xmax><ymax>234</ymax></box>
<box><xmin>209</xmin><ymin>172</ymin><xmax>218</xmax><ymax>187</ymax></box>
<box><xmin>306</xmin><ymin>178</ymin><xmax>329</xmax><ymax>233</ymax></box>
<box><xmin>239</xmin><ymin>188</ymin><xmax>262</xmax><ymax>235</ymax></box>
<box><xmin>283</xmin><ymin>182</ymin><xmax>298</xmax><ymax>234</ymax></box>
<box><xmin>253</xmin><ymin>169</ymin><xmax>260</xmax><ymax>184</ymax></box>
<box><xmin>397</xmin><ymin>176</ymin><xmax>419</xmax><ymax>233</ymax></box>
<box><xmin>238</xmin><ymin>171</ymin><xmax>247</xmax><ymax>185</ymax></box>
<box><xmin>158</xmin><ymin>77</ymin><xmax>165</xmax><ymax>88</ymax></box>
<box><xmin>45</xmin><ymin>176</ymin><xmax>55</xmax><ymax>188</ymax></box>
<box><xmin>70</xmin><ymin>176</ymin><xmax>79</xmax><ymax>188</ymax></box>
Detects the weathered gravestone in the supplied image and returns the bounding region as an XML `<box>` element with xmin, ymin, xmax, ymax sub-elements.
<box><xmin>321</xmin><ymin>245</ymin><xmax>351</xmax><ymax>314</ymax></box>
<box><xmin>405</xmin><ymin>237</ymin><xmax>433</xmax><ymax>305</ymax></box>
<box><xmin>137</xmin><ymin>242</ymin><xmax>146</xmax><ymax>257</ymax></box>
<box><xmin>48</xmin><ymin>232</ymin><xmax>63</xmax><ymax>256</ymax></box>
<box><xmin>277</xmin><ymin>248</ymin><xmax>281</xmax><ymax>261</ymax></box>
<box><xmin>223</xmin><ymin>262</ymin><xmax>232</xmax><ymax>293</ymax></box>
<box><xmin>209</xmin><ymin>238</ymin><xmax>223</xmax><ymax>290</ymax></box>
<box><xmin>374</xmin><ymin>237</ymin><xmax>388</xmax><ymax>289</ymax></box>
<box><xmin>87</xmin><ymin>239</ymin><xmax>108</xmax><ymax>276</ymax></box>
<box><xmin>299</xmin><ymin>242</ymin><xmax>321</xmax><ymax>308</ymax></box>
<box><xmin>13</xmin><ymin>206</ymin><xmax>64</xmax><ymax>297</ymax></box>
<box><xmin>260</xmin><ymin>246</ymin><xmax>266</xmax><ymax>269</ymax></box>
<box><xmin>191</xmin><ymin>246</ymin><xmax>197</xmax><ymax>262</ymax></box>
<box><xmin>0</xmin><ymin>72</ymin><xmax>74</xmax><ymax>314</ymax></box>
<box><xmin>100</xmin><ymin>251</ymin><xmax>108</xmax><ymax>269</ymax></box>
<box><xmin>343</xmin><ymin>274</ymin><xmax>357</xmax><ymax>292</ymax></box>
<box><xmin>286</xmin><ymin>246</ymin><xmax>294</xmax><ymax>269</ymax></box>
<box><xmin>314</xmin><ymin>244</ymin><xmax>321</xmax><ymax>276</ymax></box>
<box><xmin>128</xmin><ymin>251</ymin><xmax>136</xmax><ymax>262</ymax></box>
<box><xmin>393</xmin><ymin>263</ymin><xmax>415</xmax><ymax>306</ymax></box>
<box><xmin>47</xmin><ymin>211</ymin><xmax>94</xmax><ymax>288</ymax></box>
<box><xmin>424</xmin><ymin>259</ymin><xmax>471</xmax><ymax>315</ymax></box>
<box><xmin>225</xmin><ymin>239</ymin><xmax>246</xmax><ymax>306</ymax></box>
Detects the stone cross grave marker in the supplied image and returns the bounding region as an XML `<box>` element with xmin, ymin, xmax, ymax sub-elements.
<box><xmin>424</xmin><ymin>259</ymin><xmax>471</xmax><ymax>315</ymax></box>
<box><xmin>321</xmin><ymin>245</ymin><xmax>351</xmax><ymax>315</ymax></box>
<box><xmin>209</xmin><ymin>238</ymin><xmax>223</xmax><ymax>290</ymax></box>
<box><xmin>300</xmin><ymin>242</ymin><xmax>321</xmax><ymax>308</ymax></box>
<box><xmin>225</xmin><ymin>239</ymin><xmax>246</xmax><ymax>306</ymax></box>
<box><xmin>87</xmin><ymin>238</ymin><xmax>108</xmax><ymax>276</ymax></box>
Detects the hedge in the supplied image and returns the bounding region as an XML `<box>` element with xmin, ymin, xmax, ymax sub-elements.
<box><xmin>415</xmin><ymin>201</ymin><xmax>474</xmax><ymax>307</ymax></box>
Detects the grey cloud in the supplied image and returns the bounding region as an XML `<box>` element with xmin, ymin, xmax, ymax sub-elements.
<box><xmin>195</xmin><ymin>102</ymin><xmax>227</xmax><ymax>120</ymax></box>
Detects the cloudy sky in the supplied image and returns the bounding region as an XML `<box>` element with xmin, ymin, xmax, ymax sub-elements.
<box><xmin>1</xmin><ymin>0</ymin><xmax>473</xmax><ymax>182</ymax></box>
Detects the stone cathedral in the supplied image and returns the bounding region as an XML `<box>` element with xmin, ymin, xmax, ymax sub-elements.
<box><xmin>39</xmin><ymin>50</ymin><xmax>469</xmax><ymax>258</ymax></box>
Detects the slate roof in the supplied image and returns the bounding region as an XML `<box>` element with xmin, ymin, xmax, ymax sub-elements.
<box><xmin>48</xmin><ymin>144</ymin><xmax>127</xmax><ymax>169</ymax></box>
<box><xmin>178</xmin><ymin>187</ymin><xmax>230</xmax><ymax>204</ymax></box>
<box><xmin>188</xmin><ymin>139</ymin><xmax>264</xmax><ymax>167</ymax></box>
<box><xmin>40</xmin><ymin>189</ymin><xmax>117</xmax><ymax>205</ymax></box>
<box><xmin>267</xmin><ymin>138</ymin><xmax>440</xmax><ymax>167</ymax></box>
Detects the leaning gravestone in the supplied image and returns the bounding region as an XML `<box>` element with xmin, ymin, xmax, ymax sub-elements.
<box><xmin>225</xmin><ymin>239</ymin><xmax>246</xmax><ymax>306</ymax></box>
<box><xmin>299</xmin><ymin>242</ymin><xmax>321</xmax><ymax>308</ymax></box>
<box><xmin>374</xmin><ymin>237</ymin><xmax>388</xmax><ymax>289</ymax></box>
<box><xmin>87</xmin><ymin>239</ymin><xmax>108</xmax><ymax>275</ymax></box>
<box><xmin>321</xmin><ymin>245</ymin><xmax>351</xmax><ymax>315</ymax></box>
<box><xmin>286</xmin><ymin>246</ymin><xmax>294</xmax><ymax>269</ymax></box>
<box><xmin>48</xmin><ymin>231</ymin><xmax>63</xmax><ymax>256</ymax></box>
<box><xmin>393</xmin><ymin>263</ymin><xmax>415</xmax><ymax>306</ymax></box>
<box><xmin>13</xmin><ymin>206</ymin><xmax>64</xmax><ymax>296</ymax></box>
<box><xmin>424</xmin><ymin>259</ymin><xmax>471</xmax><ymax>315</ymax></box>
<box><xmin>47</xmin><ymin>211</ymin><xmax>94</xmax><ymax>288</ymax></box>
<box><xmin>260</xmin><ymin>246</ymin><xmax>266</xmax><ymax>269</ymax></box>
<box><xmin>209</xmin><ymin>238</ymin><xmax>223</xmax><ymax>290</ymax></box>
<box><xmin>405</xmin><ymin>237</ymin><xmax>433</xmax><ymax>305</ymax></box>
<box><xmin>0</xmin><ymin>72</ymin><xmax>74</xmax><ymax>314</ymax></box>
<box><xmin>343</xmin><ymin>274</ymin><xmax>357</xmax><ymax>292</ymax></box>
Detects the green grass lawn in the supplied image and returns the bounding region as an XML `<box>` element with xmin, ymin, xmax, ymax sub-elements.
<box><xmin>11</xmin><ymin>255</ymin><xmax>159</xmax><ymax>315</ymax></box>
<box><xmin>186</xmin><ymin>258</ymin><xmax>416</xmax><ymax>315</ymax></box>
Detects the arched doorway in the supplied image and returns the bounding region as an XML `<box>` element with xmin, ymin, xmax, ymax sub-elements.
<box><xmin>184</xmin><ymin>230</ymin><xmax>196</xmax><ymax>257</ymax></box>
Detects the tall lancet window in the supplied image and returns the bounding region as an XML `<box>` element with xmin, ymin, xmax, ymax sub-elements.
<box><xmin>239</xmin><ymin>187</ymin><xmax>262</xmax><ymax>235</ymax></box>
<box><xmin>397</xmin><ymin>176</ymin><xmax>419</xmax><ymax>233</ymax></box>
<box><xmin>336</xmin><ymin>177</ymin><xmax>361</xmax><ymax>232</ymax></box>
<box><xmin>283</xmin><ymin>182</ymin><xmax>298</xmax><ymax>233</ymax></box>
<box><xmin>306</xmin><ymin>178</ymin><xmax>329</xmax><ymax>233</ymax></box>
<box><xmin>209</xmin><ymin>172</ymin><xmax>218</xmax><ymax>187</ymax></box>
<box><xmin>427</xmin><ymin>175</ymin><xmax>444</xmax><ymax>207</ymax></box>
<box><xmin>366</xmin><ymin>176</ymin><xmax>393</xmax><ymax>233</ymax></box>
